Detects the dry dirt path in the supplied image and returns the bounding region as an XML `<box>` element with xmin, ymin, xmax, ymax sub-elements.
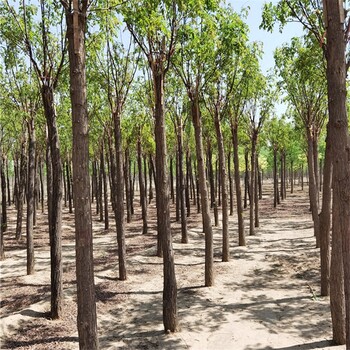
<box><xmin>0</xmin><ymin>187</ymin><xmax>346</xmax><ymax>350</ymax></box>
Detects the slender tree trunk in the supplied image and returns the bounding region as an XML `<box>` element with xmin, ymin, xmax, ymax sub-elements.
<box><xmin>228</xmin><ymin>151</ymin><xmax>234</xmax><ymax>216</ymax></box>
<box><xmin>190</xmin><ymin>93</ymin><xmax>213</xmax><ymax>286</ymax></box>
<box><xmin>273</xmin><ymin>148</ymin><xmax>278</xmax><ymax>208</ymax></box>
<box><xmin>231</xmin><ymin>123</ymin><xmax>245</xmax><ymax>246</ymax></box>
<box><xmin>112</xmin><ymin>107</ymin><xmax>127</xmax><ymax>280</ymax></box>
<box><xmin>319</xmin><ymin>125</ymin><xmax>332</xmax><ymax>297</ymax></box>
<box><xmin>0</xmin><ymin>148</ymin><xmax>6</xmax><ymax>259</ymax></box>
<box><xmin>170</xmin><ymin>157</ymin><xmax>174</xmax><ymax>204</ymax></box>
<box><xmin>185</xmin><ymin>152</ymin><xmax>191</xmax><ymax>217</ymax></box>
<box><xmin>249</xmin><ymin>137</ymin><xmax>257</xmax><ymax>236</ymax></box>
<box><xmin>207</xmin><ymin>145</ymin><xmax>218</xmax><ymax>227</ymax></box>
<box><xmin>42</xmin><ymin>84</ymin><xmax>63</xmax><ymax>319</ymax></box>
<box><xmin>148</xmin><ymin>154</ymin><xmax>154</xmax><ymax>204</ymax></box>
<box><xmin>66</xmin><ymin>160</ymin><xmax>73</xmax><ymax>214</ymax></box>
<box><xmin>324</xmin><ymin>2</ymin><xmax>350</xmax><ymax>345</ymax></box>
<box><xmin>98</xmin><ymin>161</ymin><xmax>103</xmax><ymax>222</ymax></box>
<box><xmin>124</xmin><ymin>148</ymin><xmax>132</xmax><ymax>223</ymax></box>
<box><xmin>313</xmin><ymin>138</ymin><xmax>319</xmax><ymax>206</ymax></box>
<box><xmin>137</xmin><ymin>137</ymin><xmax>148</xmax><ymax>235</ymax></box>
<box><xmin>26</xmin><ymin>119</ymin><xmax>35</xmax><ymax>275</ymax></box>
<box><xmin>254</xmin><ymin>161</ymin><xmax>259</xmax><ymax>228</ymax></box>
<box><xmin>244</xmin><ymin>149</ymin><xmax>251</xmax><ymax>209</ymax></box>
<box><xmin>152</xmin><ymin>64</ymin><xmax>178</xmax><ymax>332</ymax></box>
<box><xmin>65</xmin><ymin>5</ymin><xmax>99</xmax><ymax>348</ymax></box>
<box><xmin>306</xmin><ymin>132</ymin><xmax>320</xmax><ymax>248</ymax></box>
<box><xmin>1</xmin><ymin>155</ymin><xmax>7</xmax><ymax>232</ymax></box>
<box><xmin>290</xmin><ymin>161</ymin><xmax>294</xmax><ymax>194</ymax></box>
<box><xmin>213</xmin><ymin>107</ymin><xmax>229</xmax><ymax>262</ymax></box>
<box><xmin>177</xmin><ymin>122</ymin><xmax>187</xmax><ymax>243</ymax></box>
<box><xmin>101</xmin><ymin>145</ymin><xmax>109</xmax><ymax>230</ymax></box>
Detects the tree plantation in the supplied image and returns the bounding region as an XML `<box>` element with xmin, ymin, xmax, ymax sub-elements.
<box><xmin>0</xmin><ymin>0</ymin><xmax>349</xmax><ymax>349</ymax></box>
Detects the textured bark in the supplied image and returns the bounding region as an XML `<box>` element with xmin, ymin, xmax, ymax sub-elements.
<box><xmin>306</xmin><ymin>133</ymin><xmax>320</xmax><ymax>248</ymax></box>
<box><xmin>148</xmin><ymin>154</ymin><xmax>154</xmax><ymax>205</ymax></box>
<box><xmin>124</xmin><ymin>148</ymin><xmax>132</xmax><ymax>222</ymax></box>
<box><xmin>185</xmin><ymin>152</ymin><xmax>191</xmax><ymax>217</ymax></box>
<box><xmin>177</xmin><ymin>122</ymin><xmax>187</xmax><ymax>244</ymax></box>
<box><xmin>65</xmin><ymin>4</ymin><xmax>99</xmax><ymax>348</ymax></box>
<box><xmin>249</xmin><ymin>136</ymin><xmax>257</xmax><ymax>236</ymax></box>
<box><xmin>152</xmin><ymin>63</ymin><xmax>178</xmax><ymax>332</ymax></box>
<box><xmin>207</xmin><ymin>145</ymin><xmax>218</xmax><ymax>227</ymax></box>
<box><xmin>112</xmin><ymin>107</ymin><xmax>127</xmax><ymax>281</ymax></box>
<box><xmin>137</xmin><ymin>137</ymin><xmax>148</xmax><ymax>235</ymax></box>
<box><xmin>273</xmin><ymin>148</ymin><xmax>278</xmax><ymax>208</ymax></box>
<box><xmin>231</xmin><ymin>124</ymin><xmax>245</xmax><ymax>246</ymax></box>
<box><xmin>319</xmin><ymin>125</ymin><xmax>332</xmax><ymax>297</ymax></box>
<box><xmin>0</xmin><ymin>150</ymin><xmax>6</xmax><ymax>259</ymax></box>
<box><xmin>244</xmin><ymin>149</ymin><xmax>250</xmax><ymax>209</ymax></box>
<box><xmin>1</xmin><ymin>155</ymin><xmax>7</xmax><ymax>232</ymax></box>
<box><xmin>66</xmin><ymin>160</ymin><xmax>73</xmax><ymax>214</ymax></box>
<box><xmin>228</xmin><ymin>151</ymin><xmax>234</xmax><ymax>216</ymax></box>
<box><xmin>170</xmin><ymin>157</ymin><xmax>174</xmax><ymax>204</ymax></box>
<box><xmin>330</xmin><ymin>195</ymin><xmax>346</xmax><ymax>344</ymax></box>
<box><xmin>254</xmin><ymin>162</ymin><xmax>259</xmax><ymax>228</ymax></box>
<box><xmin>324</xmin><ymin>1</ymin><xmax>350</xmax><ymax>345</ymax></box>
<box><xmin>26</xmin><ymin>119</ymin><xmax>35</xmax><ymax>275</ymax></box>
<box><xmin>38</xmin><ymin>158</ymin><xmax>44</xmax><ymax>213</ymax></box>
<box><xmin>101</xmin><ymin>146</ymin><xmax>109</xmax><ymax>230</ymax></box>
<box><xmin>213</xmin><ymin>107</ymin><xmax>229</xmax><ymax>262</ymax></box>
<box><xmin>190</xmin><ymin>94</ymin><xmax>214</xmax><ymax>286</ymax></box>
<box><xmin>98</xmin><ymin>161</ymin><xmax>103</xmax><ymax>222</ymax></box>
<box><xmin>42</xmin><ymin>84</ymin><xmax>63</xmax><ymax>319</ymax></box>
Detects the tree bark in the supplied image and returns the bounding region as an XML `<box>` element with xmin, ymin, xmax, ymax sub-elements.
<box><xmin>306</xmin><ymin>132</ymin><xmax>320</xmax><ymax>248</ymax></box>
<box><xmin>101</xmin><ymin>145</ymin><xmax>109</xmax><ymax>230</ymax></box>
<box><xmin>137</xmin><ymin>136</ymin><xmax>148</xmax><ymax>235</ymax></box>
<box><xmin>42</xmin><ymin>84</ymin><xmax>63</xmax><ymax>319</ymax></box>
<box><xmin>190</xmin><ymin>93</ymin><xmax>214</xmax><ymax>286</ymax></box>
<box><xmin>112</xmin><ymin>107</ymin><xmax>127</xmax><ymax>280</ymax></box>
<box><xmin>124</xmin><ymin>148</ymin><xmax>132</xmax><ymax>222</ymax></box>
<box><xmin>231</xmin><ymin>123</ymin><xmax>245</xmax><ymax>246</ymax></box>
<box><xmin>319</xmin><ymin>125</ymin><xmax>332</xmax><ymax>297</ymax></box>
<box><xmin>64</xmin><ymin>4</ymin><xmax>99</xmax><ymax>348</ymax></box>
<box><xmin>324</xmin><ymin>1</ymin><xmax>350</xmax><ymax>345</ymax></box>
<box><xmin>249</xmin><ymin>136</ymin><xmax>257</xmax><ymax>236</ymax></box>
<box><xmin>213</xmin><ymin>106</ymin><xmax>229</xmax><ymax>262</ymax></box>
<box><xmin>26</xmin><ymin>119</ymin><xmax>35</xmax><ymax>275</ymax></box>
<box><xmin>176</xmin><ymin>121</ymin><xmax>187</xmax><ymax>243</ymax></box>
<box><xmin>1</xmin><ymin>155</ymin><xmax>7</xmax><ymax>233</ymax></box>
<box><xmin>152</xmin><ymin>63</ymin><xmax>178</xmax><ymax>332</ymax></box>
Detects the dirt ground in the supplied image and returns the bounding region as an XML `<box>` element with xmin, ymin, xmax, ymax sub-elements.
<box><xmin>0</xmin><ymin>184</ymin><xmax>346</xmax><ymax>350</ymax></box>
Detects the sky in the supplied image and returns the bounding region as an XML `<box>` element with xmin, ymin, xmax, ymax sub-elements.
<box><xmin>228</xmin><ymin>0</ymin><xmax>304</xmax><ymax>74</ymax></box>
<box><xmin>226</xmin><ymin>1</ymin><xmax>304</xmax><ymax>115</ymax></box>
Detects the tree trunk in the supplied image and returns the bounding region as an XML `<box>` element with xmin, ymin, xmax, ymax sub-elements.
<box><xmin>207</xmin><ymin>145</ymin><xmax>218</xmax><ymax>227</ymax></box>
<box><xmin>0</xmin><ymin>149</ymin><xmax>6</xmax><ymax>259</ymax></box>
<box><xmin>112</xmin><ymin>107</ymin><xmax>127</xmax><ymax>281</ymax></box>
<box><xmin>324</xmin><ymin>2</ymin><xmax>350</xmax><ymax>345</ymax></box>
<box><xmin>1</xmin><ymin>155</ymin><xmax>7</xmax><ymax>232</ymax></box>
<box><xmin>152</xmin><ymin>63</ymin><xmax>178</xmax><ymax>332</ymax></box>
<box><xmin>98</xmin><ymin>160</ymin><xmax>103</xmax><ymax>222</ymax></box>
<box><xmin>330</xmin><ymin>194</ymin><xmax>346</xmax><ymax>344</ymax></box>
<box><xmin>26</xmin><ymin>119</ymin><xmax>35</xmax><ymax>275</ymax></box>
<box><xmin>306</xmin><ymin>132</ymin><xmax>320</xmax><ymax>248</ymax></box>
<box><xmin>319</xmin><ymin>125</ymin><xmax>332</xmax><ymax>297</ymax></box>
<box><xmin>254</xmin><ymin>161</ymin><xmax>259</xmax><ymax>228</ymax></box>
<box><xmin>273</xmin><ymin>148</ymin><xmax>278</xmax><ymax>208</ymax></box>
<box><xmin>66</xmin><ymin>160</ymin><xmax>73</xmax><ymax>214</ymax></box>
<box><xmin>213</xmin><ymin>107</ymin><xmax>229</xmax><ymax>262</ymax></box>
<box><xmin>177</xmin><ymin>121</ymin><xmax>187</xmax><ymax>243</ymax></box>
<box><xmin>249</xmin><ymin>137</ymin><xmax>257</xmax><ymax>236</ymax></box>
<box><xmin>65</xmin><ymin>5</ymin><xmax>99</xmax><ymax>348</ymax></box>
<box><xmin>190</xmin><ymin>93</ymin><xmax>214</xmax><ymax>286</ymax></box>
<box><xmin>244</xmin><ymin>149</ymin><xmax>250</xmax><ymax>209</ymax></box>
<box><xmin>101</xmin><ymin>145</ymin><xmax>109</xmax><ymax>230</ymax></box>
<box><xmin>42</xmin><ymin>84</ymin><xmax>63</xmax><ymax>320</ymax></box>
<box><xmin>170</xmin><ymin>157</ymin><xmax>174</xmax><ymax>204</ymax></box>
<box><xmin>228</xmin><ymin>151</ymin><xmax>234</xmax><ymax>216</ymax></box>
<box><xmin>231</xmin><ymin>123</ymin><xmax>245</xmax><ymax>246</ymax></box>
<box><xmin>124</xmin><ymin>148</ymin><xmax>132</xmax><ymax>223</ymax></box>
<box><xmin>148</xmin><ymin>154</ymin><xmax>154</xmax><ymax>204</ymax></box>
<box><xmin>137</xmin><ymin>137</ymin><xmax>148</xmax><ymax>235</ymax></box>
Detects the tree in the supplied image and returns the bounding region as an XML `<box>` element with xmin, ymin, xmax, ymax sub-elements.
<box><xmin>274</xmin><ymin>37</ymin><xmax>328</xmax><ymax>248</ymax></box>
<box><xmin>61</xmin><ymin>0</ymin><xmax>99</xmax><ymax>348</ymax></box>
<box><xmin>261</xmin><ymin>1</ymin><xmax>350</xmax><ymax>345</ymax></box>
<box><xmin>123</xmin><ymin>0</ymin><xmax>180</xmax><ymax>332</ymax></box>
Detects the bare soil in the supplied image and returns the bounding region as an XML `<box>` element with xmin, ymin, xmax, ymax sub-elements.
<box><xmin>0</xmin><ymin>184</ymin><xmax>345</xmax><ymax>349</ymax></box>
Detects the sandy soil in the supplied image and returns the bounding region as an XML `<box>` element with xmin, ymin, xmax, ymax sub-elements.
<box><xmin>0</xmin><ymin>185</ymin><xmax>346</xmax><ymax>350</ymax></box>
